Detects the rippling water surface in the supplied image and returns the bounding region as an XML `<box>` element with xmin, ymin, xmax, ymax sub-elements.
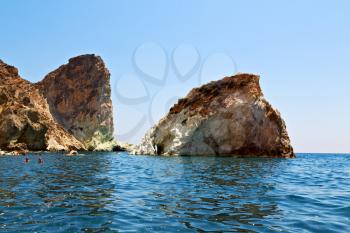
<box><xmin>0</xmin><ymin>153</ymin><xmax>349</xmax><ymax>232</ymax></box>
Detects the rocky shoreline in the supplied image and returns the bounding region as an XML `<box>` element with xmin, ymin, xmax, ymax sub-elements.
<box><xmin>0</xmin><ymin>55</ymin><xmax>294</xmax><ymax>157</ymax></box>
<box><xmin>0</xmin><ymin>55</ymin><xmax>118</xmax><ymax>154</ymax></box>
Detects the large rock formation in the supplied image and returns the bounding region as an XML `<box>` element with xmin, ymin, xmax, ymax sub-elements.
<box><xmin>135</xmin><ymin>73</ymin><xmax>294</xmax><ymax>158</ymax></box>
<box><xmin>0</xmin><ymin>60</ymin><xmax>85</xmax><ymax>151</ymax></box>
<box><xmin>36</xmin><ymin>54</ymin><xmax>114</xmax><ymax>150</ymax></box>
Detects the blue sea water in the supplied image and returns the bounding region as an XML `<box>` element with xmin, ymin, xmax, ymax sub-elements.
<box><xmin>0</xmin><ymin>152</ymin><xmax>349</xmax><ymax>232</ymax></box>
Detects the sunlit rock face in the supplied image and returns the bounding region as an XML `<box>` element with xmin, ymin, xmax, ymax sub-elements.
<box><xmin>135</xmin><ymin>73</ymin><xmax>294</xmax><ymax>158</ymax></box>
<box><xmin>36</xmin><ymin>54</ymin><xmax>114</xmax><ymax>150</ymax></box>
<box><xmin>0</xmin><ymin>60</ymin><xmax>85</xmax><ymax>151</ymax></box>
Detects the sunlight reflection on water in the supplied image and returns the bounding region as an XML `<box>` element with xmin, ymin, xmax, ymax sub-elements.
<box><xmin>0</xmin><ymin>153</ymin><xmax>349</xmax><ymax>232</ymax></box>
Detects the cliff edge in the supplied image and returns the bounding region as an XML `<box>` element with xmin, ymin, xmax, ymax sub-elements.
<box><xmin>0</xmin><ymin>60</ymin><xmax>85</xmax><ymax>151</ymax></box>
<box><xmin>36</xmin><ymin>55</ymin><xmax>114</xmax><ymax>151</ymax></box>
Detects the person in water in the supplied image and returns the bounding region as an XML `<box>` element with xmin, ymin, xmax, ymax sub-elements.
<box><xmin>25</xmin><ymin>156</ymin><xmax>30</xmax><ymax>163</ymax></box>
<box><xmin>38</xmin><ymin>154</ymin><xmax>44</xmax><ymax>164</ymax></box>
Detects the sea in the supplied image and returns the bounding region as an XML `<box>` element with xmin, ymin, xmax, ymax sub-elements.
<box><xmin>0</xmin><ymin>152</ymin><xmax>349</xmax><ymax>232</ymax></box>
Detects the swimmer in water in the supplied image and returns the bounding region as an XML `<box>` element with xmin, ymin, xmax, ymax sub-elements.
<box><xmin>25</xmin><ymin>157</ymin><xmax>30</xmax><ymax>163</ymax></box>
<box><xmin>38</xmin><ymin>155</ymin><xmax>44</xmax><ymax>164</ymax></box>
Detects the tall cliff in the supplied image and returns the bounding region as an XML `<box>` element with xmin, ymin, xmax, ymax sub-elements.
<box><xmin>0</xmin><ymin>60</ymin><xmax>85</xmax><ymax>151</ymax></box>
<box><xmin>135</xmin><ymin>73</ymin><xmax>294</xmax><ymax>158</ymax></box>
<box><xmin>36</xmin><ymin>54</ymin><xmax>114</xmax><ymax>150</ymax></box>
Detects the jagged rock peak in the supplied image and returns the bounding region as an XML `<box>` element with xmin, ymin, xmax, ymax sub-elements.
<box><xmin>169</xmin><ymin>73</ymin><xmax>262</xmax><ymax>116</ymax></box>
<box><xmin>36</xmin><ymin>54</ymin><xmax>114</xmax><ymax>150</ymax></box>
<box><xmin>0</xmin><ymin>60</ymin><xmax>19</xmax><ymax>78</ymax></box>
<box><xmin>134</xmin><ymin>73</ymin><xmax>294</xmax><ymax>158</ymax></box>
<box><xmin>0</xmin><ymin>59</ymin><xmax>85</xmax><ymax>151</ymax></box>
<box><xmin>68</xmin><ymin>54</ymin><xmax>103</xmax><ymax>63</ymax></box>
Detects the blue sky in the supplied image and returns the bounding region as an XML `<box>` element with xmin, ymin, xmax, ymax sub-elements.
<box><xmin>1</xmin><ymin>0</ymin><xmax>349</xmax><ymax>153</ymax></box>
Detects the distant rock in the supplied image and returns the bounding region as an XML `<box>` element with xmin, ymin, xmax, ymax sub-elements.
<box><xmin>112</xmin><ymin>140</ymin><xmax>135</xmax><ymax>152</ymax></box>
<box><xmin>0</xmin><ymin>60</ymin><xmax>85</xmax><ymax>151</ymax></box>
<box><xmin>66</xmin><ymin>150</ymin><xmax>78</xmax><ymax>156</ymax></box>
<box><xmin>36</xmin><ymin>54</ymin><xmax>114</xmax><ymax>151</ymax></box>
<box><xmin>134</xmin><ymin>73</ymin><xmax>294</xmax><ymax>158</ymax></box>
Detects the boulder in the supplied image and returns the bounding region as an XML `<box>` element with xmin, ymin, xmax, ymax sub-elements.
<box><xmin>112</xmin><ymin>140</ymin><xmax>135</xmax><ymax>152</ymax></box>
<box><xmin>66</xmin><ymin>150</ymin><xmax>78</xmax><ymax>156</ymax></box>
<box><xmin>134</xmin><ymin>73</ymin><xmax>294</xmax><ymax>158</ymax></box>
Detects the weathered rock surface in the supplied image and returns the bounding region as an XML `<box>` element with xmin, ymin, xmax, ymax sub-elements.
<box><xmin>36</xmin><ymin>54</ymin><xmax>114</xmax><ymax>151</ymax></box>
<box><xmin>112</xmin><ymin>140</ymin><xmax>135</xmax><ymax>152</ymax></box>
<box><xmin>0</xmin><ymin>60</ymin><xmax>85</xmax><ymax>151</ymax></box>
<box><xmin>135</xmin><ymin>73</ymin><xmax>294</xmax><ymax>158</ymax></box>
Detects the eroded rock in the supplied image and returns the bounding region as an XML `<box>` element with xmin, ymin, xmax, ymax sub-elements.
<box><xmin>36</xmin><ymin>54</ymin><xmax>114</xmax><ymax>150</ymax></box>
<box><xmin>0</xmin><ymin>60</ymin><xmax>85</xmax><ymax>151</ymax></box>
<box><xmin>134</xmin><ymin>73</ymin><xmax>294</xmax><ymax>158</ymax></box>
<box><xmin>112</xmin><ymin>140</ymin><xmax>135</xmax><ymax>152</ymax></box>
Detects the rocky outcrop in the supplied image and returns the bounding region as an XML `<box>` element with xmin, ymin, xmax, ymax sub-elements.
<box><xmin>0</xmin><ymin>60</ymin><xmax>85</xmax><ymax>151</ymax></box>
<box><xmin>135</xmin><ymin>73</ymin><xmax>294</xmax><ymax>158</ymax></box>
<box><xmin>112</xmin><ymin>140</ymin><xmax>135</xmax><ymax>152</ymax></box>
<box><xmin>36</xmin><ymin>54</ymin><xmax>114</xmax><ymax>151</ymax></box>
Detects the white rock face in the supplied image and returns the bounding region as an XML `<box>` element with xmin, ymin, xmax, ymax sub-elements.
<box><xmin>134</xmin><ymin>74</ymin><xmax>294</xmax><ymax>158</ymax></box>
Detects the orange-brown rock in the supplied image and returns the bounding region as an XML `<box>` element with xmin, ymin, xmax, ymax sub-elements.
<box><xmin>36</xmin><ymin>55</ymin><xmax>114</xmax><ymax>150</ymax></box>
<box><xmin>135</xmin><ymin>73</ymin><xmax>294</xmax><ymax>158</ymax></box>
<box><xmin>0</xmin><ymin>60</ymin><xmax>85</xmax><ymax>151</ymax></box>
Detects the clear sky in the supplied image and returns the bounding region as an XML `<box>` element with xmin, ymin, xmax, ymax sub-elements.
<box><xmin>1</xmin><ymin>0</ymin><xmax>349</xmax><ymax>153</ymax></box>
